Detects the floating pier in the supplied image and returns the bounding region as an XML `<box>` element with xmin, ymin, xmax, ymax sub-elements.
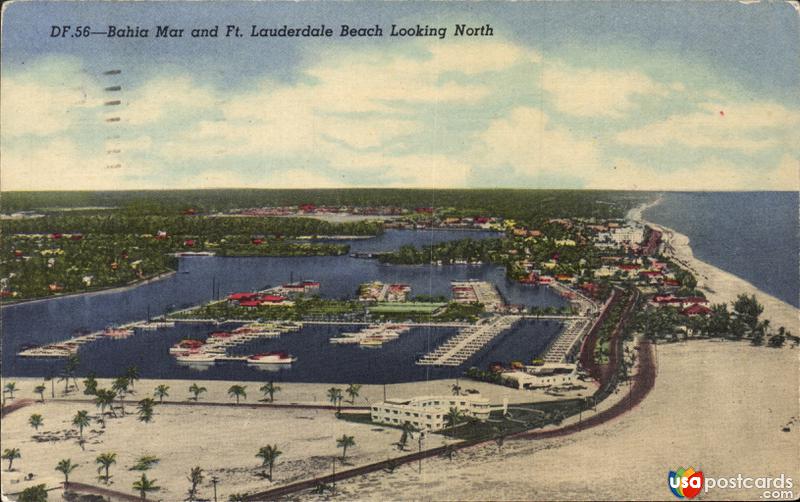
<box><xmin>416</xmin><ymin>315</ymin><xmax>520</xmax><ymax>367</ymax></box>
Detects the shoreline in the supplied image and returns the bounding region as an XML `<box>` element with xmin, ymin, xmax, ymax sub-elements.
<box><xmin>0</xmin><ymin>270</ymin><xmax>178</xmax><ymax>310</ymax></box>
<box><xmin>628</xmin><ymin>199</ymin><xmax>799</xmax><ymax>331</ymax></box>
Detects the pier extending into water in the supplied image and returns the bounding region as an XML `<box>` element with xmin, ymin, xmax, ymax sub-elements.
<box><xmin>16</xmin><ymin>319</ymin><xmax>175</xmax><ymax>359</ymax></box>
<box><xmin>416</xmin><ymin>315</ymin><xmax>520</xmax><ymax>367</ymax></box>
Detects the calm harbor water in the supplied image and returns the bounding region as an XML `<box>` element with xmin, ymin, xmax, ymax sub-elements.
<box><xmin>644</xmin><ymin>192</ymin><xmax>799</xmax><ymax>308</ymax></box>
<box><xmin>1</xmin><ymin>229</ymin><xmax>567</xmax><ymax>382</ymax></box>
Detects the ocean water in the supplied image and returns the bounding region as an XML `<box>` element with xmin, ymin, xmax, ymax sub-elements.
<box><xmin>644</xmin><ymin>192</ymin><xmax>799</xmax><ymax>308</ymax></box>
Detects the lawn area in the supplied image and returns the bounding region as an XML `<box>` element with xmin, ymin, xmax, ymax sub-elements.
<box><xmin>369</xmin><ymin>302</ymin><xmax>445</xmax><ymax>313</ymax></box>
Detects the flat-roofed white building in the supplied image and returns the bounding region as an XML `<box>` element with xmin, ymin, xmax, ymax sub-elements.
<box><xmin>370</xmin><ymin>394</ymin><xmax>495</xmax><ymax>431</ymax></box>
<box><xmin>503</xmin><ymin>363</ymin><xmax>579</xmax><ymax>389</ymax></box>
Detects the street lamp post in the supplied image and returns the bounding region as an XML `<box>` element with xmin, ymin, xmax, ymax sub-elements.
<box><xmin>211</xmin><ymin>476</ymin><xmax>218</xmax><ymax>502</ymax></box>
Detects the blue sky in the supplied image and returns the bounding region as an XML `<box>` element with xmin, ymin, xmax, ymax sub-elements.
<box><xmin>1</xmin><ymin>0</ymin><xmax>798</xmax><ymax>190</ymax></box>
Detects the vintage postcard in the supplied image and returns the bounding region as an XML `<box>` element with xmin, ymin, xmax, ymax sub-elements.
<box><xmin>1</xmin><ymin>1</ymin><xmax>798</xmax><ymax>501</ymax></box>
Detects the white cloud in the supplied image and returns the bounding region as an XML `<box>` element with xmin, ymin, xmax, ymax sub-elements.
<box><xmin>183</xmin><ymin>168</ymin><xmax>345</xmax><ymax>189</ymax></box>
<box><xmin>124</xmin><ymin>76</ymin><xmax>217</xmax><ymax>126</ymax></box>
<box><xmin>0</xmin><ymin>60</ymin><xmax>102</xmax><ymax>137</ymax></box>
<box><xmin>615</xmin><ymin>101</ymin><xmax>800</xmax><ymax>152</ymax></box>
<box><xmin>541</xmin><ymin>64</ymin><xmax>673</xmax><ymax>118</ymax></box>
<box><xmin>0</xmin><ymin>139</ymin><xmax>156</xmax><ymax>191</ymax></box>
<box><xmin>583</xmin><ymin>155</ymin><xmax>799</xmax><ymax>191</ymax></box>
<box><xmin>474</xmin><ymin>106</ymin><xmax>601</xmax><ymax>176</ymax></box>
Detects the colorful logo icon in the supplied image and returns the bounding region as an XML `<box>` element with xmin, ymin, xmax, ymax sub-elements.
<box><xmin>668</xmin><ymin>467</ymin><xmax>705</xmax><ymax>499</ymax></box>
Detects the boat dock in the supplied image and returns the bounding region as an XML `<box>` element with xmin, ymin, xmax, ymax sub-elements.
<box><xmin>416</xmin><ymin>315</ymin><xmax>520</xmax><ymax>367</ymax></box>
<box><xmin>538</xmin><ymin>317</ymin><xmax>591</xmax><ymax>363</ymax></box>
<box><xmin>173</xmin><ymin>321</ymin><xmax>302</xmax><ymax>364</ymax></box>
<box><xmin>16</xmin><ymin>320</ymin><xmax>162</xmax><ymax>359</ymax></box>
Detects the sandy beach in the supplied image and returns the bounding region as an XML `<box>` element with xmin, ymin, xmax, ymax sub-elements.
<box><xmin>327</xmin><ymin>340</ymin><xmax>800</xmax><ymax>501</ymax></box>
<box><xmin>0</xmin><ymin>376</ymin><xmax>596</xmax><ymax>500</ymax></box>
<box><xmin>628</xmin><ymin>199</ymin><xmax>799</xmax><ymax>332</ymax></box>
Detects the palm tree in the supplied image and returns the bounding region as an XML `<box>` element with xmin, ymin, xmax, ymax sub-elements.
<box><xmin>2</xmin><ymin>448</ymin><xmax>21</xmax><ymax>471</ymax></box>
<box><xmin>187</xmin><ymin>466</ymin><xmax>204</xmax><ymax>500</ymax></box>
<box><xmin>345</xmin><ymin>383</ymin><xmax>362</xmax><ymax>404</ymax></box>
<box><xmin>3</xmin><ymin>382</ymin><xmax>17</xmax><ymax>399</ymax></box>
<box><xmin>125</xmin><ymin>366</ymin><xmax>140</xmax><ymax>389</ymax></box>
<box><xmin>95</xmin><ymin>452</ymin><xmax>117</xmax><ymax>484</ymax></box>
<box><xmin>259</xmin><ymin>381</ymin><xmax>280</xmax><ymax>403</ymax></box>
<box><xmin>450</xmin><ymin>383</ymin><xmax>461</xmax><ymax>396</ymax></box>
<box><xmin>255</xmin><ymin>445</ymin><xmax>282</xmax><ymax>481</ymax></box>
<box><xmin>72</xmin><ymin>410</ymin><xmax>90</xmax><ymax>440</ymax></box>
<box><xmin>137</xmin><ymin>398</ymin><xmax>156</xmax><ymax>423</ymax></box>
<box><xmin>55</xmin><ymin>458</ymin><xmax>77</xmax><ymax>485</ymax></box>
<box><xmin>444</xmin><ymin>407</ymin><xmax>462</xmax><ymax>430</ymax></box>
<box><xmin>83</xmin><ymin>373</ymin><xmax>99</xmax><ymax>396</ymax></box>
<box><xmin>28</xmin><ymin>414</ymin><xmax>44</xmax><ymax>432</ymax></box>
<box><xmin>336</xmin><ymin>434</ymin><xmax>355</xmax><ymax>462</ymax></box>
<box><xmin>441</xmin><ymin>444</ymin><xmax>456</xmax><ymax>461</ymax></box>
<box><xmin>112</xmin><ymin>377</ymin><xmax>129</xmax><ymax>415</ymax></box>
<box><xmin>188</xmin><ymin>383</ymin><xmax>207</xmax><ymax>401</ymax></box>
<box><xmin>95</xmin><ymin>389</ymin><xmax>118</xmax><ymax>417</ymax></box>
<box><xmin>227</xmin><ymin>385</ymin><xmax>247</xmax><ymax>405</ymax></box>
<box><xmin>63</xmin><ymin>354</ymin><xmax>80</xmax><ymax>392</ymax></box>
<box><xmin>397</xmin><ymin>422</ymin><xmax>418</xmax><ymax>451</ymax></box>
<box><xmin>132</xmin><ymin>473</ymin><xmax>159</xmax><ymax>500</ymax></box>
<box><xmin>327</xmin><ymin>387</ymin><xmax>343</xmax><ymax>413</ymax></box>
<box><xmin>34</xmin><ymin>384</ymin><xmax>46</xmax><ymax>403</ymax></box>
<box><xmin>44</xmin><ymin>373</ymin><xmax>55</xmax><ymax>399</ymax></box>
<box><xmin>153</xmin><ymin>384</ymin><xmax>170</xmax><ymax>403</ymax></box>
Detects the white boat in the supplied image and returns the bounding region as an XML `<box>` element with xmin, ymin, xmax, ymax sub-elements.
<box><xmin>175</xmin><ymin>352</ymin><xmax>218</xmax><ymax>363</ymax></box>
<box><xmin>246</xmin><ymin>351</ymin><xmax>297</xmax><ymax>365</ymax></box>
<box><xmin>169</xmin><ymin>339</ymin><xmax>205</xmax><ymax>354</ymax></box>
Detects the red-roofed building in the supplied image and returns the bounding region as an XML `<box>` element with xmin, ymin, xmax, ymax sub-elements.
<box><xmin>239</xmin><ymin>300</ymin><xmax>262</xmax><ymax>307</ymax></box>
<box><xmin>183</xmin><ymin>239</ymin><xmax>196</xmax><ymax>247</ymax></box>
<box><xmin>681</xmin><ymin>304</ymin><xmax>713</xmax><ymax>317</ymax></box>
<box><xmin>228</xmin><ymin>292</ymin><xmax>258</xmax><ymax>302</ymax></box>
<box><xmin>260</xmin><ymin>295</ymin><xmax>286</xmax><ymax>303</ymax></box>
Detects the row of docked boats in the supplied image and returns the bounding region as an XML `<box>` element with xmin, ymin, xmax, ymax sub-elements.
<box><xmin>17</xmin><ymin>325</ymin><xmax>138</xmax><ymax>358</ymax></box>
<box><xmin>170</xmin><ymin>321</ymin><xmax>301</xmax><ymax>366</ymax></box>
<box><xmin>329</xmin><ymin>323</ymin><xmax>411</xmax><ymax>347</ymax></box>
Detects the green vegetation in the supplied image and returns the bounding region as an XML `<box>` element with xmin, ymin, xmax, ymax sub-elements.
<box><xmin>227</xmin><ymin>385</ymin><xmax>247</xmax><ymax>405</ymax></box>
<box><xmin>593</xmin><ymin>290</ymin><xmax>632</xmax><ymax>364</ymax></box>
<box><xmin>255</xmin><ymin>445</ymin><xmax>282</xmax><ymax>481</ymax></box>
<box><xmin>171</xmin><ymin>296</ymin><xmax>363</xmax><ymax>322</ymax></box>
<box><xmin>1</xmin><ymin>189</ymin><xmax>648</xmax><ymax>221</ymax></box>
<box><xmin>18</xmin><ymin>484</ymin><xmax>48</xmax><ymax>502</ymax></box>
<box><xmin>130</xmin><ymin>455</ymin><xmax>159</xmax><ymax>471</ymax></box>
<box><xmin>55</xmin><ymin>458</ymin><xmax>77</xmax><ymax>484</ymax></box>
<box><xmin>336</xmin><ymin>434</ymin><xmax>356</xmax><ymax>461</ymax></box>
<box><xmin>2</xmin><ymin>447</ymin><xmax>21</xmax><ymax>471</ymax></box>
<box><xmin>96</xmin><ymin>452</ymin><xmax>117</xmax><ymax>484</ymax></box>
<box><xmin>28</xmin><ymin>414</ymin><xmax>44</xmax><ymax>432</ymax></box>
<box><xmin>636</xmin><ymin>293</ymin><xmax>793</xmax><ymax>347</ymax></box>
<box><xmin>368</xmin><ymin>302</ymin><xmax>444</xmax><ymax>313</ymax></box>
<box><xmin>187</xmin><ymin>466</ymin><xmax>204</xmax><ymax>500</ymax></box>
<box><xmin>132</xmin><ymin>473</ymin><xmax>160</xmax><ymax>499</ymax></box>
<box><xmin>259</xmin><ymin>381</ymin><xmax>280</xmax><ymax>403</ymax></box>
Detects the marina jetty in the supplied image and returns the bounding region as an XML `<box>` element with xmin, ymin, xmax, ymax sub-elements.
<box><xmin>16</xmin><ymin>319</ymin><xmax>175</xmax><ymax>358</ymax></box>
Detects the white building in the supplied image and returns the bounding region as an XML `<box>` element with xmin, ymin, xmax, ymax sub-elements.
<box><xmin>370</xmin><ymin>394</ymin><xmax>500</xmax><ymax>431</ymax></box>
<box><xmin>503</xmin><ymin>363</ymin><xmax>579</xmax><ymax>389</ymax></box>
<box><xmin>610</xmin><ymin>225</ymin><xmax>645</xmax><ymax>245</ymax></box>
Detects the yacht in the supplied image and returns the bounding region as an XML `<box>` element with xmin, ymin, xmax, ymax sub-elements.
<box><xmin>246</xmin><ymin>351</ymin><xmax>297</xmax><ymax>365</ymax></box>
